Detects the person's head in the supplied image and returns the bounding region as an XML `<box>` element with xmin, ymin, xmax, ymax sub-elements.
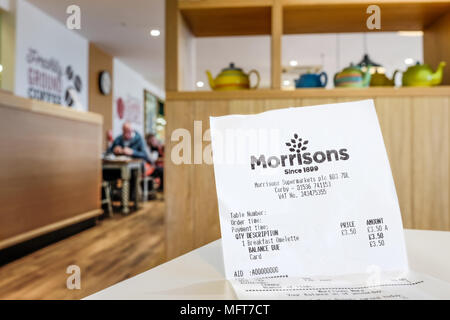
<box><xmin>146</xmin><ymin>133</ymin><xmax>158</xmax><ymax>147</ymax></box>
<box><xmin>122</xmin><ymin>122</ymin><xmax>133</xmax><ymax>140</ymax></box>
<box><xmin>106</xmin><ymin>129</ymin><xmax>113</xmax><ymax>143</ymax></box>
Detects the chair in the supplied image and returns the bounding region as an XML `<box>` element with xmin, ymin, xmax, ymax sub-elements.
<box><xmin>142</xmin><ymin>176</ymin><xmax>156</xmax><ymax>201</ymax></box>
<box><xmin>101</xmin><ymin>181</ymin><xmax>113</xmax><ymax>217</ymax></box>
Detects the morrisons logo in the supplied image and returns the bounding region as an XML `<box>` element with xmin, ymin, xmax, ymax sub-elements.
<box><xmin>250</xmin><ymin>133</ymin><xmax>350</xmax><ymax>170</ymax></box>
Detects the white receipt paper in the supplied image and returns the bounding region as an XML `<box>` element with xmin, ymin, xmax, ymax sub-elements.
<box><xmin>209</xmin><ymin>100</ymin><xmax>450</xmax><ymax>299</ymax></box>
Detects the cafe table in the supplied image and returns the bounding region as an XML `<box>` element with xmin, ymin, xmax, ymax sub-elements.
<box><xmin>85</xmin><ymin>229</ymin><xmax>450</xmax><ymax>299</ymax></box>
<box><xmin>102</xmin><ymin>159</ymin><xmax>143</xmax><ymax>214</ymax></box>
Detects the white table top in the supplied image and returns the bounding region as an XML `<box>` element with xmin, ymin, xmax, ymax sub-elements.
<box><xmin>86</xmin><ymin>229</ymin><xmax>450</xmax><ymax>300</ymax></box>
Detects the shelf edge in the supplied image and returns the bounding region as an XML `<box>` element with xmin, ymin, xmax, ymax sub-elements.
<box><xmin>166</xmin><ymin>87</ymin><xmax>450</xmax><ymax>101</ymax></box>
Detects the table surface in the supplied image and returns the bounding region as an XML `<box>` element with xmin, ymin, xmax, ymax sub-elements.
<box><xmin>86</xmin><ymin>229</ymin><xmax>450</xmax><ymax>300</ymax></box>
<box><xmin>102</xmin><ymin>158</ymin><xmax>143</xmax><ymax>166</ymax></box>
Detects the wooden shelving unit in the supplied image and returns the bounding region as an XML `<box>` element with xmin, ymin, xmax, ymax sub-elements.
<box><xmin>180</xmin><ymin>0</ymin><xmax>450</xmax><ymax>35</ymax></box>
<box><xmin>166</xmin><ymin>86</ymin><xmax>450</xmax><ymax>100</ymax></box>
<box><xmin>167</xmin><ymin>0</ymin><xmax>450</xmax><ymax>91</ymax></box>
<box><xmin>164</xmin><ymin>0</ymin><xmax>450</xmax><ymax>260</ymax></box>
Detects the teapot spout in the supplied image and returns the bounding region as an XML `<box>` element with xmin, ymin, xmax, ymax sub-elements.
<box><xmin>206</xmin><ymin>70</ymin><xmax>215</xmax><ymax>89</ymax></box>
<box><xmin>362</xmin><ymin>66</ymin><xmax>372</xmax><ymax>87</ymax></box>
<box><xmin>431</xmin><ymin>62</ymin><xmax>446</xmax><ymax>85</ymax></box>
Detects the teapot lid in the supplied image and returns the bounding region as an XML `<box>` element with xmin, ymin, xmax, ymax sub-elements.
<box><xmin>222</xmin><ymin>62</ymin><xmax>242</xmax><ymax>72</ymax></box>
<box><xmin>343</xmin><ymin>63</ymin><xmax>359</xmax><ymax>70</ymax></box>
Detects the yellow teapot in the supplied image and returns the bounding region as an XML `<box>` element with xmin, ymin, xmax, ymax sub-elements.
<box><xmin>206</xmin><ymin>63</ymin><xmax>260</xmax><ymax>91</ymax></box>
<box><xmin>370</xmin><ymin>69</ymin><xmax>398</xmax><ymax>86</ymax></box>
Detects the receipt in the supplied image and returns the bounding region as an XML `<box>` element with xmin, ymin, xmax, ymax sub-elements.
<box><xmin>209</xmin><ymin>100</ymin><xmax>450</xmax><ymax>299</ymax></box>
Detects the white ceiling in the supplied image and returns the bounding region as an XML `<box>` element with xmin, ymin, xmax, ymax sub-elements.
<box><xmin>28</xmin><ymin>0</ymin><xmax>165</xmax><ymax>91</ymax></box>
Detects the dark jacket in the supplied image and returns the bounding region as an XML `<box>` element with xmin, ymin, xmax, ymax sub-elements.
<box><xmin>108</xmin><ymin>131</ymin><xmax>150</xmax><ymax>163</ymax></box>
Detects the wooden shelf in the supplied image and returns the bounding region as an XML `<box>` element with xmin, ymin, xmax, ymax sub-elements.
<box><xmin>181</xmin><ymin>6</ymin><xmax>271</xmax><ymax>37</ymax></box>
<box><xmin>168</xmin><ymin>0</ymin><xmax>450</xmax><ymax>90</ymax></box>
<box><xmin>179</xmin><ymin>0</ymin><xmax>272</xmax><ymax>9</ymax></box>
<box><xmin>179</xmin><ymin>0</ymin><xmax>450</xmax><ymax>37</ymax></box>
<box><xmin>166</xmin><ymin>86</ymin><xmax>450</xmax><ymax>100</ymax></box>
<box><xmin>0</xmin><ymin>92</ymin><xmax>103</xmax><ymax>124</ymax></box>
<box><xmin>284</xmin><ymin>2</ymin><xmax>450</xmax><ymax>34</ymax></box>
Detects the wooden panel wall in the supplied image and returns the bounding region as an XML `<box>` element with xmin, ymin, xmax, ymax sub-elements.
<box><xmin>166</xmin><ymin>0</ymin><xmax>180</xmax><ymax>91</ymax></box>
<box><xmin>0</xmin><ymin>94</ymin><xmax>103</xmax><ymax>249</ymax></box>
<box><xmin>165</xmin><ymin>95</ymin><xmax>450</xmax><ymax>259</ymax></box>
<box><xmin>424</xmin><ymin>11</ymin><xmax>450</xmax><ymax>86</ymax></box>
<box><xmin>271</xmin><ymin>0</ymin><xmax>282</xmax><ymax>89</ymax></box>
<box><xmin>89</xmin><ymin>43</ymin><xmax>113</xmax><ymax>150</ymax></box>
<box><xmin>412</xmin><ymin>97</ymin><xmax>449</xmax><ymax>229</ymax></box>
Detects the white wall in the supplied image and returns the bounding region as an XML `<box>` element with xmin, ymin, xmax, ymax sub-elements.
<box><xmin>179</xmin><ymin>17</ymin><xmax>196</xmax><ymax>91</ymax></box>
<box><xmin>195</xmin><ymin>32</ymin><xmax>423</xmax><ymax>89</ymax></box>
<box><xmin>0</xmin><ymin>0</ymin><xmax>11</xmax><ymax>11</ymax></box>
<box><xmin>112</xmin><ymin>58</ymin><xmax>164</xmax><ymax>138</ymax></box>
<box><xmin>14</xmin><ymin>0</ymin><xmax>89</xmax><ymax>110</ymax></box>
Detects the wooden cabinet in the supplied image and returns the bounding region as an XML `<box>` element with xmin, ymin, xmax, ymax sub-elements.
<box><xmin>0</xmin><ymin>93</ymin><xmax>103</xmax><ymax>250</ymax></box>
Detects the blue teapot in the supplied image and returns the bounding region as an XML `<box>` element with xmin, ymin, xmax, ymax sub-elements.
<box><xmin>295</xmin><ymin>72</ymin><xmax>328</xmax><ymax>88</ymax></box>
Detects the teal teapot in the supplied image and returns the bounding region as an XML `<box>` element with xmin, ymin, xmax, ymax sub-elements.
<box><xmin>295</xmin><ymin>72</ymin><xmax>328</xmax><ymax>88</ymax></box>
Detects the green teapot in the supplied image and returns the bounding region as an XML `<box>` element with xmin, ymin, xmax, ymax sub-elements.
<box><xmin>402</xmin><ymin>61</ymin><xmax>446</xmax><ymax>86</ymax></box>
<box><xmin>334</xmin><ymin>64</ymin><xmax>371</xmax><ymax>88</ymax></box>
<box><xmin>370</xmin><ymin>70</ymin><xmax>398</xmax><ymax>87</ymax></box>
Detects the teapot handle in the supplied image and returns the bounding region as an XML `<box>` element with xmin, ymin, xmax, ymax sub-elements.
<box><xmin>319</xmin><ymin>72</ymin><xmax>328</xmax><ymax>87</ymax></box>
<box><xmin>392</xmin><ymin>69</ymin><xmax>399</xmax><ymax>85</ymax></box>
<box><xmin>248</xmin><ymin>70</ymin><xmax>260</xmax><ymax>89</ymax></box>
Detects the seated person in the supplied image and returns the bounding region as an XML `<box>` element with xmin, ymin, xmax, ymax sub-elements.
<box><xmin>145</xmin><ymin>133</ymin><xmax>164</xmax><ymax>192</ymax></box>
<box><xmin>108</xmin><ymin>122</ymin><xmax>150</xmax><ymax>163</ymax></box>
<box><xmin>105</xmin><ymin>122</ymin><xmax>151</xmax><ymax>204</ymax></box>
<box><xmin>146</xmin><ymin>133</ymin><xmax>164</xmax><ymax>166</ymax></box>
